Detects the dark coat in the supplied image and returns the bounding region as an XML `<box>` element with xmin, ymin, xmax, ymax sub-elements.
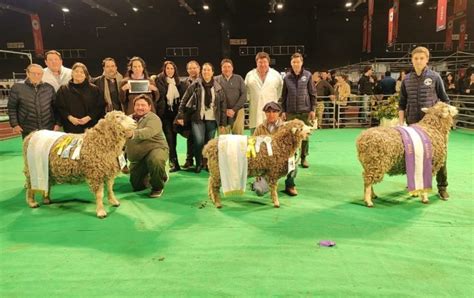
<box><xmin>399</xmin><ymin>68</ymin><xmax>449</xmax><ymax>124</ymax></box>
<box><xmin>7</xmin><ymin>79</ymin><xmax>56</xmax><ymax>136</ymax></box>
<box><xmin>55</xmin><ymin>80</ymin><xmax>105</xmax><ymax>133</ymax></box>
<box><xmin>177</xmin><ymin>79</ymin><xmax>227</xmax><ymax>126</ymax></box>
<box><xmin>280</xmin><ymin>69</ymin><xmax>317</xmax><ymax>113</ymax></box>
<box><xmin>91</xmin><ymin>75</ymin><xmax>123</xmax><ymax>112</ymax></box>
<box><xmin>155</xmin><ymin>74</ymin><xmax>187</xmax><ymax>120</ymax></box>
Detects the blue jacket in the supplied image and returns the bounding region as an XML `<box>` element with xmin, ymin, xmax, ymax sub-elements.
<box><xmin>399</xmin><ymin>68</ymin><xmax>449</xmax><ymax>124</ymax></box>
<box><xmin>280</xmin><ymin>69</ymin><xmax>316</xmax><ymax>113</ymax></box>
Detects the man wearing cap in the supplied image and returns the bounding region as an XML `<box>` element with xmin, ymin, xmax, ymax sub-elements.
<box><xmin>125</xmin><ymin>94</ymin><xmax>169</xmax><ymax>198</ymax></box>
<box><xmin>253</xmin><ymin>101</ymin><xmax>298</xmax><ymax>196</ymax></box>
<box><xmin>279</xmin><ymin>53</ymin><xmax>317</xmax><ymax>168</ymax></box>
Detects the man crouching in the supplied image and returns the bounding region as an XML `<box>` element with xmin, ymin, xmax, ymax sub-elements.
<box><xmin>125</xmin><ymin>94</ymin><xmax>169</xmax><ymax>198</ymax></box>
<box><xmin>254</xmin><ymin>101</ymin><xmax>298</xmax><ymax>196</ymax></box>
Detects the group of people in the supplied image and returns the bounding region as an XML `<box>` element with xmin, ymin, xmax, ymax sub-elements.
<box><xmin>7</xmin><ymin>46</ymin><xmax>453</xmax><ymax>199</ymax></box>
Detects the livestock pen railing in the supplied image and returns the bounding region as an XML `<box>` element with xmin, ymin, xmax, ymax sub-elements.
<box><xmin>0</xmin><ymin>88</ymin><xmax>472</xmax><ymax>130</ymax></box>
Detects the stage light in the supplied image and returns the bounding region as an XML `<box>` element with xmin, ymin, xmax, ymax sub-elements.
<box><xmin>62</xmin><ymin>7</ymin><xmax>70</xmax><ymax>13</ymax></box>
<box><xmin>345</xmin><ymin>2</ymin><xmax>352</xmax><ymax>8</ymax></box>
<box><xmin>416</xmin><ymin>0</ymin><xmax>424</xmax><ymax>5</ymax></box>
<box><xmin>203</xmin><ymin>4</ymin><xmax>209</xmax><ymax>10</ymax></box>
<box><xmin>276</xmin><ymin>3</ymin><xmax>283</xmax><ymax>10</ymax></box>
<box><xmin>132</xmin><ymin>7</ymin><xmax>138</xmax><ymax>12</ymax></box>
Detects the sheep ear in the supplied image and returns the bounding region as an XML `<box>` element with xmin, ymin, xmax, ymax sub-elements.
<box><xmin>421</xmin><ymin>107</ymin><xmax>429</xmax><ymax>114</ymax></box>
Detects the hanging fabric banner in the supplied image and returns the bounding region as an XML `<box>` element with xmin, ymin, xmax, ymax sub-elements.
<box><xmin>362</xmin><ymin>15</ymin><xmax>367</xmax><ymax>52</ymax></box>
<box><xmin>30</xmin><ymin>14</ymin><xmax>44</xmax><ymax>57</ymax></box>
<box><xmin>453</xmin><ymin>0</ymin><xmax>467</xmax><ymax>17</ymax></box>
<box><xmin>445</xmin><ymin>16</ymin><xmax>454</xmax><ymax>50</ymax></box>
<box><xmin>393</xmin><ymin>0</ymin><xmax>399</xmax><ymax>42</ymax></box>
<box><xmin>436</xmin><ymin>0</ymin><xmax>447</xmax><ymax>32</ymax></box>
<box><xmin>458</xmin><ymin>18</ymin><xmax>466</xmax><ymax>51</ymax></box>
<box><xmin>388</xmin><ymin>7</ymin><xmax>394</xmax><ymax>46</ymax></box>
<box><xmin>367</xmin><ymin>0</ymin><xmax>374</xmax><ymax>53</ymax></box>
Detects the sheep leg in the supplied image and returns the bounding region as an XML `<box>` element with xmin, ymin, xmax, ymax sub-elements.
<box><xmin>106</xmin><ymin>177</ymin><xmax>120</xmax><ymax>207</ymax></box>
<box><xmin>26</xmin><ymin>189</ymin><xmax>39</xmax><ymax>208</ymax></box>
<box><xmin>43</xmin><ymin>184</ymin><xmax>52</xmax><ymax>205</ymax></box>
<box><xmin>421</xmin><ymin>191</ymin><xmax>429</xmax><ymax>204</ymax></box>
<box><xmin>364</xmin><ymin>183</ymin><xmax>374</xmax><ymax>207</ymax></box>
<box><xmin>208</xmin><ymin>176</ymin><xmax>222</xmax><ymax>208</ymax></box>
<box><xmin>371</xmin><ymin>186</ymin><xmax>377</xmax><ymax>200</ymax></box>
<box><xmin>269</xmin><ymin>182</ymin><xmax>280</xmax><ymax>208</ymax></box>
<box><xmin>94</xmin><ymin>184</ymin><xmax>107</xmax><ymax>219</ymax></box>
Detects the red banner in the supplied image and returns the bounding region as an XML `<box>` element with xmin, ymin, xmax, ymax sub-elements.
<box><xmin>362</xmin><ymin>16</ymin><xmax>367</xmax><ymax>52</ymax></box>
<box><xmin>367</xmin><ymin>0</ymin><xmax>373</xmax><ymax>53</ymax></box>
<box><xmin>368</xmin><ymin>0</ymin><xmax>374</xmax><ymax>17</ymax></box>
<box><xmin>30</xmin><ymin>14</ymin><xmax>44</xmax><ymax>57</ymax></box>
<box><xmin>459</xmin><ymin>18</ymin><xmax>467</xmax><ymax>50</ymax></box>
<box><xmin>453</xmin><ymin>0</ymin><xmax>467</xmax><ymax>17</ymax></box>
<box><xmin>436</xmin><ymin>0</ymin><xmax>447</xmax><ymax>31</ymax></box>
<box><xmin>393</xmin><ymin>0</ymin><xmax>399</xmax><ymax>41</ymax></box>
<box><xmin>388</xmin><ymin>8</ymin><xmax>394</xmax><ymax>46</ymax></box>
<box><xmin>445</xmin><ymin>16</ymin><xmax>454</xmax><ymax>50</ymax></box>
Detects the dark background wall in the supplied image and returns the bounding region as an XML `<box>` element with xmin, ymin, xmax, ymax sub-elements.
<box><xmin>0</xmin><ymin>0</ymin><xmax>472</xmax><ymax>78</ymax></box>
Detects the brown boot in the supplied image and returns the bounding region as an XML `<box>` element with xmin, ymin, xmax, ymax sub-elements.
<box><xmin>285</xmin><ymin>186</ymin><xmax>298</xmax><ymax>196</ymax></box>
<box><xmin>301</xmin><ymin>159</ymin><xmax>309</xmax><ymax>168</ymax></box>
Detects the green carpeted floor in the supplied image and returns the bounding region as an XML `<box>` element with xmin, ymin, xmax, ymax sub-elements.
<box><xmin>0</xmin><ymin>128</ymin><xmax>473</xmax><ymax>297</ymax></box>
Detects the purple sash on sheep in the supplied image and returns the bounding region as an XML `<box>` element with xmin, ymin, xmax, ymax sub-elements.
<box><xmin>395</xmin><ymin>125</ymin><xmax>433</xmax><ymax>194</ymax></box>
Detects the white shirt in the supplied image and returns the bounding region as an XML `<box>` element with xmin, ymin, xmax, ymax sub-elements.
<box><xmin>42</xmin><ymin>66</ymin><xmax>72</xmax><ymax>92</ymax></box>
<box><xmin>245</xmin><ymin>68</ymin><xmax>283</xmax><ymax>129</ymax></box>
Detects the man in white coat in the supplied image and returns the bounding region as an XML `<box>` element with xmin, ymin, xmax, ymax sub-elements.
<box><xmin>42</xmin><ymin>50</ymin><xmax>72</xmax><ymax>92</ymax></box>
<box><xmin>245</xmin><ymin>52</ymin><xmax>283</xmax><ymax>132</ymax></box>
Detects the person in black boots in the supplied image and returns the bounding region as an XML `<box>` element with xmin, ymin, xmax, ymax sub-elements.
<box><xmin>55</xmin><ymin>63</ymin><xmax>105</xmax><ymax>133</ymax></box>
<box><xmin>155</xmin><ymin>61</ymin><xmax>187</xmax><ymax>172</ymax></box>
<box><xmin>176</xmin><ymin>63</ymin><xmax>227</xmax><ymax>173</ymax></box>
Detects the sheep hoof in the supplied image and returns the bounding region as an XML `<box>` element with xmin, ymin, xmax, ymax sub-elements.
<box><xmin>108</xmin><ymin>199</ymin><xmax>120</xmax><ymax>207</ymax></box>
<box><xmin>274</xmin><ymin>203</ymin><xmax>280</xmax><ymax>208</ymax></box>
<box><xmin>28</xmin><ymin>202</ymin><xmax>39</xmax><ymax>208</ymax></box>
<box><xmin>96</xmin><ymin>210</ymin><xmax>107</xmax><ymax>218</ymax></box>
<box><xmin>422</xmin><ymin>199</ymin><xmax>429</xmax><ymax>204</ymax></box>
<box><xmin>43</xmin><ymin>198</ymin><xmax>51</xmax><ymax>205</ymax></box>
<box><xmin>365</xmin><ymin>201</ymin><xmax>374</xmax><ymax>208</ymax></box>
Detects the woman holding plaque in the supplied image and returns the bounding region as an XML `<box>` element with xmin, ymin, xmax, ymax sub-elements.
<box><xmin>119</xmin><ymin>56</ymin><xmax>159</xmax><ymax>115</ymax></box>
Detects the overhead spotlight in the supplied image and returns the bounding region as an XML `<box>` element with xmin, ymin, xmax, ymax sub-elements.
<box><xmin>345</xmin><ymin>2</ymin><xmax>352</xmax><ymax>8</ymax></box>
<box><xmin>197</xmin><ymin>20</ymin><xmax>201</xmax><ymax>25</ymax></box>
<box><xmin>61</xmin><ymin>7</ymin><xmax>70</xmax><ymax>13</ymax></box>
<box><xmin>276</xmin><ymin>3</ymin><xmax>283</xmax><ymax>10</ymax></box>
<box><xmin>132</xmin><ymin>7</ymin><xmax>139</xmax><ymax>12</ymax></box>
<box><xmin>203</xmin><ymin>4</ymin><xmax>209</xmax><ymax>10</ymax></box>
<box><xmin>345</xmin><ymin>18</ymin><xmax>350</xmax><ymax>22</ymax></box>
<box><xmin>416</xmin><ymin>0</ymin><xmax>424</xmax><ymax>5</ymax></box>
<box><xmin>269</xmin><ymin>19</ymin><xmax>273</xmax><ymax>23</ymax></box>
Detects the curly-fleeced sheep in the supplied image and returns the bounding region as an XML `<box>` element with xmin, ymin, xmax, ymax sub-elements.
<box><xmin>23</xmin><ymin>111</ymin><xmax>137</xmax><ymax>218</ymax></box>
<box><xmin>203</xmin><ymin>119</ymin><xmax>311</xmax><ymax>208</ymax></box>
<box><xmin>356</xmin><ymin>102</ymin><xmax>458</xmax><ymax>207</ymax></box>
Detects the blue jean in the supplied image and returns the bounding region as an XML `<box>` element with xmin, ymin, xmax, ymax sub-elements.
<box><xmin>192</xmin><ymin>120</ymin><xmax>217</xmax><ymax>166</ymax></box>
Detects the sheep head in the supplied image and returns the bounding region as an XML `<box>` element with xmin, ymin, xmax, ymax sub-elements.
<box><xmin>284</xmin><ymin>119</ymin><xmax>312</xmax><ymax>139</ymax></box>
<box><xmin>421</xmin><ymin>102</ymin><xmax>458</xmax><ymax>119</ymax></box>
<box><xmin>104</xmin><ymin>111</ymin><xmax>137</xmax><ymax>131</ymax></box>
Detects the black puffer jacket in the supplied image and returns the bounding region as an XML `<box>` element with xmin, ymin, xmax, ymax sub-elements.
<box><xmin>7</xmin><ymin>79</ymin><xmax>56</xmax><ymax>135</ymax></box>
